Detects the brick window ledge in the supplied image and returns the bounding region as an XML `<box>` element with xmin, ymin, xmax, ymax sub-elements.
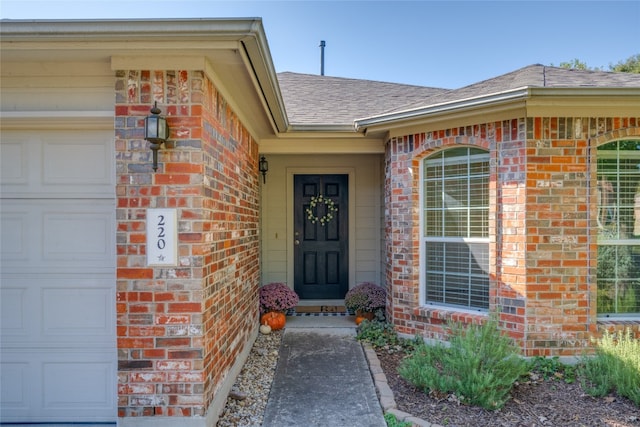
<box><xmin>413</xmin><ymin>305</ymin><xmax>487</xmax><ymax>325</ymax></box>
<box><xmin>596</xmin><ymin>318</ymin><xmax>640</xmax><ymax>340</ymax></box>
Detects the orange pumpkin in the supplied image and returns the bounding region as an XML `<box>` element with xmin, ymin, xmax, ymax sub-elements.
<box><xmin>355</xmin><ymin>310</ymin><xmax>375</xmax><ymax>325</ymax></box>
<box><xmin>261</xmin><ymin>311</ymin><xmax>286</xmax><ymax>330</ymax></box>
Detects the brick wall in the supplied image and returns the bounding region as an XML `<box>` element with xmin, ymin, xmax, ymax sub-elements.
<box><xmin>385</xmin><ymin>116</ymin><xmax>639</xmax><ymax>357</ymax></box>
<box><xmin>115</xmin><ymin>70</ymin><xmax>260</xmax><ymax>418</ymax></box>
<box><xmin>524</xmin><ymin>117</ymin><xmax>592</xmax><ymax>356</ymax></box>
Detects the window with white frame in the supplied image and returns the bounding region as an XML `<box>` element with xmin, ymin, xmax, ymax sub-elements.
<box><xmin>597</xmin><ymin>139</ymin><xmax>640</xmax><ymax>315</ymax></box>
<box><xmin>422</xmin><ymin>147</ymin><xmax>490</xmax><ymax>310</ymax></box>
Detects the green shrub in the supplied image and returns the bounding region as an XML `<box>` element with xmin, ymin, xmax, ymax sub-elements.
<box><xmin>356</xmin><ymin>320</ymin><xmax>401</xmax><ymax>349</ymax></box>
<box><xmin>356</xmin><ymin>320</ymin><xmax>422</xmax><ymax>352</ymax></box>
<box><xmin>398</xmin><ymin>316</ymin><xmax>528</xmax><ymax>410</ymax></box>
<box><xmin>384</xmin><ymin>413</ymin><xmax>412</xmax><ymax>427</ymax></box>
<box><xmin>580</xmin><ymin>328</ymin><xmax>640</xmax><ymax>405</ymax></box>
<box><xmin>528</xmin><ymin>356</ymin><xmax>577</xmax><ymax>383</ymax></box>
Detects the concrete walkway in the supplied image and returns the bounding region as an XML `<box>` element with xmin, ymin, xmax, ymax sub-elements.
<box><xmin>262</xmin><ymin>315</ymin><xmax>387</xmax><ymax>427</ymax></box>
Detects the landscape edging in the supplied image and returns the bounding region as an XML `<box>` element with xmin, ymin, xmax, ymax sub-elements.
<box><xmin>362</xmin><ymin>342</ymin><xmax>442</xmax><ymax>427</ymax></box>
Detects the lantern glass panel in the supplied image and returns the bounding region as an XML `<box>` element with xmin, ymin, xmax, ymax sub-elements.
<box><xmin>145</xmin><ymin>116</ymin><xmax>159</xmax><ymax>139</ymax></box>
<box><xmin>158</xmin><ymin>118</ymin><xmax>168</xmax><ymax>140</ymax></box>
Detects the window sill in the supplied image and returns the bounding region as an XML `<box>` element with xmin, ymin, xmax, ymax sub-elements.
<box><xmin>413</xmin><ymin>305</ymin><xmax>488</xmax><ymax>325</ymax></box>
<box><xmin>597</xmin><ymin>317</ymin><xmax>639</xmax><ymax>326</ymax></box>
<box><xmin>596</xmin><ymin>318</ymin><xmax>640</xmax><ymax>338</ymax></box>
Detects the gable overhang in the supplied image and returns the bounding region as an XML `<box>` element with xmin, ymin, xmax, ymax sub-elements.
<box><xmin>354</xmin><ymin>87</ymin><xmax>640</xmax><ymax>139</ymax></box>
<box><xmin>0</xmin><ymin>18</ymin><xmax>289</xmax><ymax>140</ymax></box>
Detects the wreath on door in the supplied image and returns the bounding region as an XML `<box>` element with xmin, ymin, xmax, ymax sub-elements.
<box><xmin>306</xmin><ymin>194</ymin><xmax>338</xmax><ymax>226</ymax></box>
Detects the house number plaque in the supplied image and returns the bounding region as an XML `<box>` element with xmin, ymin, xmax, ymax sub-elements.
<box><xmin>146</xmin><ymin>208</ymin><xmax>177</xmax><ymax>266</ymax></box>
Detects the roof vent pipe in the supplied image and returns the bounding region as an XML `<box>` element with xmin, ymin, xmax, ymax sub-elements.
<box><xmin>319</xmin><ymin>40</ymin><xmax>325</xmax><ymax>75</ymax></box>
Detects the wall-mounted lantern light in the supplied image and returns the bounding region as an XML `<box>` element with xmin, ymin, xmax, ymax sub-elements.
<box><xmin>259</xmin><ymin>156</ymin><xmax>269</xmax><ymax>184</ymax></box>
<box><xmin>144</xmin><ymin>101</ymin><xmax>170</xmax><ymax>172</ymax></box>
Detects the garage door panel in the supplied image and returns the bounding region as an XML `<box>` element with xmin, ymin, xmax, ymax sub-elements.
<box><xmin>0</xmin><ymin>361</ymin><xmax>30</xmax><ymax>412</ymax></box>
<box><xmin>43</xmin><ymin>135</ymin><xmax>113</xmax><ymax>185</ymax></box>
<box><xmin>1</xmin><ymin>199</ymin><xmax>115</xmax><ymax>272</ymax></box>
<box><xmin>0</xmin><ymin>136</ymin><xmax>29</xmax><ymax>185</ymax></box>
<box><xmin>0</xmin><ymin>287</ymin><xmax>28</xmax><ymax>336</ymax></box>
<box><xmin>1</xmin><ymin>130</ymin><xmax>114</xmax><ymax>197</ymax></box>
<box><xmin>1</xmin><ymin>277</ymin><xmax>115</xmax><ymax>346</ymax></box>
<box><xmin>0</xmin><ymin>210</ymin><xmax>30</xmax><ymax>262</ymax></box>
<box><xmin>43</xmin><ymin>359</ymin><xmax>116</xmax><ymax>411</ymax></box>
<box><xmin>43</xmin><ymin>210</ymin><xmax>115</xmax><ymax>262</ymax></box>
<box><xmin>1</xmin><ymin>350</ymin><xmax>116</xmax><ymax>422</ymax></box>
<box><xmin>43</xmin><ymin>287</ymin><xmax>114</xmax><ymax>338</ymax></box>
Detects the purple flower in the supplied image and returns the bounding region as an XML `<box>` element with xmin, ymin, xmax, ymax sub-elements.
<box><xmin>259</xmin><ymin>282</ymin><xmax>300</xmax><ymax>314</ymax></box>
<box><xmin>344</xmin><ymin>282</ymin><xmax>386</xmax><ymax>312</ymax></box>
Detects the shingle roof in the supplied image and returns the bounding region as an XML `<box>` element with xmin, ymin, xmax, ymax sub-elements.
<box><xmin>276</xmin><ymin>72</ymin><xmax>449</xmax><ymax>126</ymax></box>
<box><xmin>387</xmin><ymin>64</ymin><xmax>640</xmax><ymax>115</ymax></box>
<box><xmin>277</xmin><ymin>65</ymin><xmax>640</xmax><ymax>126</ymax></box>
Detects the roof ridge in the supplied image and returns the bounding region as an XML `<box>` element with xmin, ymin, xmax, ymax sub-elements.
<box><xmin>277</xmin><ymin>71</ymin><xmax>447</xmax><ymax>90</ymax></box>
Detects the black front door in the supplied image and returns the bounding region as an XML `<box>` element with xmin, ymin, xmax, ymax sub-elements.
<box><xmin>294</xmin><ymin>174</ymin><xmax>348</xmax><ymax>299</ymax></box>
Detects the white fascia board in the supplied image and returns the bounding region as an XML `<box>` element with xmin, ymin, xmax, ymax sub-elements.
<box><xmin>353</xmin><ymin>87</ymin><xmax>531</xmax><ymax>132</ymax></box>
<box><xmin>288</xmin><ymin>124</ymin><xmax>358</xmax><ymax>133</ymax></box>
<box><xmin>0</xmin><ymin>18</ymin><xmax>269</xmax><ymax>41</ymax></box>
<box><xmin>237</xmin><ymin>32</ymin><xmax>289</xmax><ymax>133</ymax></box>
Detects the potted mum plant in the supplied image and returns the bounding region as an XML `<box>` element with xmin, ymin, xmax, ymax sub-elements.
<box><xmin>344</xmin><ymin>282</ymin><xmax>386</xmax><ymax>324</ymax></box>
<box><xmin>258</xmin><ymin>282</ymin><xmax>299</xmax><ymax>330</ymax></box>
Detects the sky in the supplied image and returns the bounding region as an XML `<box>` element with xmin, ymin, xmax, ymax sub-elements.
<box><xmin>1</xmin><ymin>0</ymin><xmax>639</xmax><ymax>89</ymax></box>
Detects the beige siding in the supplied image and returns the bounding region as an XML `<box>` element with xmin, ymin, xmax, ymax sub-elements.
<box><xmin>260</xmin><ymin>153</ymin><xmax>383</xmax><ymax>293</ymax></box>
<box><xmin>1</xmin><ymin>61</ymin><xmax>113</xmax><ymax>113</ymax></box>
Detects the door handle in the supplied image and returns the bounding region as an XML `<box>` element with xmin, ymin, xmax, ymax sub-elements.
<box><xmin>295</xmin><ymin>239</ymin><xmax>300</xmax><ymax>245</ymax></box>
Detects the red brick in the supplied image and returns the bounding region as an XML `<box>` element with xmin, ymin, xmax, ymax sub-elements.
<box><xmin>156</xmin><ymin>337</ymin><xmax>190</xmax><ymax>348</ymax></box>
<box><xmin>165</xmin><ymin>163</ymin><xmax>203</xmax><ymax>174</ymax></box>
<box><xmin>168</xmin><ymin>302</ymin><xmax>201</xmax><ymax>313</ymax></box>
<box><xmin>154</xmin><ymin>174</ymin><xmax>191</xmax><ymax>185</ymax></box>
<box><xmin>155</xmin><ymin>315</ymin><xmax>191</xmax><ymax>325</ymax></box>
<box><xmin>118</xmin><ymin>268</ymin><xmax>153</xmax><ymax>279</ymax></box>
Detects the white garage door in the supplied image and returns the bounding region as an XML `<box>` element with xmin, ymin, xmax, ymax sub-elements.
<box><xmin>0</xmin><ymin>130</ymin><xmax>117</xmax><ymax>422</ymax></box>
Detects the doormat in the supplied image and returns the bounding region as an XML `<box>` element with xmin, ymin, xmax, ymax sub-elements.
<box><xmin>293</xmin><ymin>305</ymin><xmax>350</xmax><ymax>316</ymax></box>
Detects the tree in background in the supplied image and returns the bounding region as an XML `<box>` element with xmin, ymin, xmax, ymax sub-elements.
<box><xmin>558</xmin><ymin>58</ymin><xmax>591</xmax><ymax>70</ymax></box>
<box><xmin>610</xmin><ymin>53</ymin><xmax>640</xmax><ymax>73</ymax></box>
<box><xmin>556</xmin><ymin>54</ymin><xmax>640</xmax><ymax>73</ymax></box>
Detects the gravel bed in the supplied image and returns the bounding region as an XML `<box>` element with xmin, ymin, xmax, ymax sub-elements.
<box><xmin>216</xmin><ymin>329</ymin><xmax>283</xmax><ymax>427</ymax></box>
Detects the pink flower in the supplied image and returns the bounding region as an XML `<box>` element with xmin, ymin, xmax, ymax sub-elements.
<box><xmin>344</xmin><ymin>282</ymin><xmax>386</xmax><ymax>312</ymax></box>
<box><xmin>259</xmin><ymin>282</ymin><xmax>299</xmax><ymax>314</ymax></box>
